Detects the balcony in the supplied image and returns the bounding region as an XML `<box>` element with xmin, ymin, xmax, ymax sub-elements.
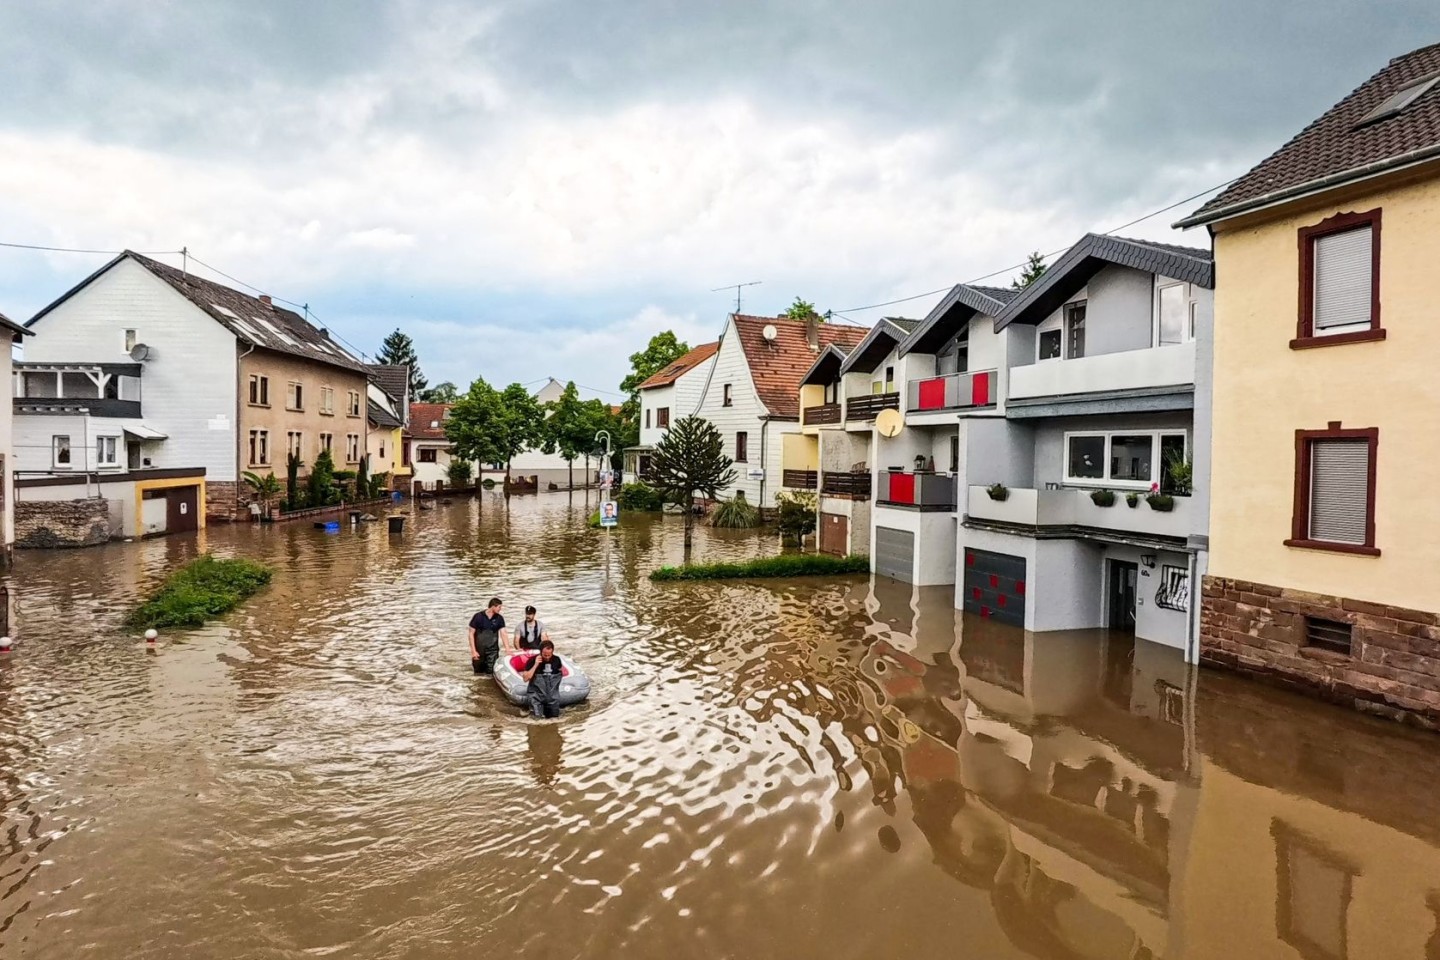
<box><xmin>845</xmin><ymin>392</ymin><xmax>900</xmax><ymax>422</ymax></box>
<box><xmin>821</xmin><ymin>471</ymin><xmax>871</xmax><ymax>500</ymax></box>
<box><xmin>1008</xmin><ymin>342</ymin><xmax>1195</xmax><ymax>402</ymax></box>
<box><xmin>965</xmin><ymin>485</ymin><xmax>1197</xmax><ymax>540</ymax></box>
<box><xmin>878</xmin><ymin>470</ymin><xmax>956</xmax><ymax>510</ymax></box>
<box><xmin>782</xmin><ymin>469</ymin><xmax>818</xmax><ymax>490</ymax></box>
<box><xmin>906</xmin><ymin>369</ymin><xmax>997</xmax><ymax>413</ymax></box>
<box><xmin>802</xmin><ymin>402</ymin><xmax>842</xmax><ymax>426</ymax></box>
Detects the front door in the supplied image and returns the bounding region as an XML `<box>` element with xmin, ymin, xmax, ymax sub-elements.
<box><xmin>1108</xmin><ymin>560</ymin><xmax>1139</xmax><ymax>633</ymax></box>
<box><xmin>166</xmin><ymin>486</ymin><xmax>199</xmax><ymax>534</ymax></box>
<box><xmin>819</xmin><ymin>512</ymin><xmax>848</xmax><ymax>556</ymax></box>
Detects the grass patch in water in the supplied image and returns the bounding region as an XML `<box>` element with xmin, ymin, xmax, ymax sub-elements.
<box><xmin>650</xmin><ymin>553</ymin><xmax>869</xmax><ymax>582</ymax></box>
<box><xmin>125</xmin><ymin>554</ymin><xmax>274</xmax><ymax>631</ymax></box>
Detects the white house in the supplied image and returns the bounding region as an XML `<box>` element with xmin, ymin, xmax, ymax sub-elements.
<box><xmin>505</xmin><ymin>378</ymin><xmax>611</xmax><ymax>489</ymax></box>
<box><xmin>694</xmin><ymin>314</ymin><xmax>868</xmax><ymax>510</ymax></box>
<box><xmin>0</xmin><ymin>311</ymin><xmax>33</xmax><ymax>564</ymax></box>
<box><xmin>624</xmin><ymin>341</ymin><xmax>718</xmax><ymax>482</ymax></box>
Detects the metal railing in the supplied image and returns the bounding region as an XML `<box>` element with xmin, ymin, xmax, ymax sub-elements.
<box><xmin>905</xmin><ymin>369</ymin><xmax>996</xmax><ymax>412</ymax></box>
<box><xmin>845</xmin><ymin>393</ymin><xmax>900</xmax><ymax>421</ymax></box>
<box><xmin>821</xmin><ymin>471</ymin><xmax>871</xmax><ymax>499</ymax></box>
<box><xmin>877</xmin><ymin>471</ymin><xmax>957</xmax><ymax>509</ymax></box>
<box><xmin>782</xmin><ymin>469</ymin><xmax>817</xmax><ymax>489</ymax></box>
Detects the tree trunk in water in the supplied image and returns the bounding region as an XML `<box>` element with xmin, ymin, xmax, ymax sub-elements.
<box><xmin>568</xmin><ymin>458</ymin><xmax>574</xmax><ymax>494</ymax></box>
<box><xmin>505</xmin><ymin>458</ymin><xmax>513</xmax><ymax>498</ymax></box>
<box><xmin>682</xmin><ymin>506</ymin><xmax>694</xmax><ymax>562</ymax></box>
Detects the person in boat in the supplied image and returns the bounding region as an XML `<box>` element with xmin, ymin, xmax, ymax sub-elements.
<box><xmin>515</xmin><ymin>605</ymin><xmax>550</xmax><ymax>652</ymax></box>
<box><xmin>468</xmin><ymin>597</ymin><xmax>509</xmax><ymax>675</ymax></box>
<box><xmin>521</xmin><ymin>640</ymin><xmax>566</xmax><ymax>719</ymax></box>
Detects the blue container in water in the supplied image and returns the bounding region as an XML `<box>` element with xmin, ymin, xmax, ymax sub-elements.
<box><xmin>324</xmin><ymin>521</ymin><xmax>341</xmax><ymax>533</ymax></box>
<box><xmin>391</xmin><ymin>491</ymin><xmax>403</xmax><ymax>503</ymax></box>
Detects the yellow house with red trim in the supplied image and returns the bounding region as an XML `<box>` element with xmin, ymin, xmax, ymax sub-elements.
<box><xmin>1178</xmin><ymin>42</ymin><xmax>1440</xmax><ymax>724</ymax></box>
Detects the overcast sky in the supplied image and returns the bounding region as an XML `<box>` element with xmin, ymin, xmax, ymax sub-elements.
<box><xmin>1</xmin><ymin>2</ymin><xmax>1435</xmax><ymax>398</ymax></box>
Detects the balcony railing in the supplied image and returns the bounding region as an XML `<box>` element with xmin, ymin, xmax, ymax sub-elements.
<box><xmin>877</xmin><ymin>470</ymin><xmax>956</xmax><ymax>510</ymax></box>
<box><xmin>802</xmin><ymin>402</ymin><xmax>842</xmax><ymax>426</ymax></box>
<box><xmin>906</xmin><ymin>369</ymin><xmax>996</xmax><ymax>413</ymax></box>
<box><xmin>845</xmin><ymin>392</ymin><xmax>900</xmax><ymax>421</ymax></box>
<box><xmin>782</xmin><ymin>469</ymin><xmax>818</xmax><ymax>490</ymax></box>
<box><xmin>965</xmin><ymin>485</ymin><xmax>1198</xmax><ymax>540</ymax></box>
<box><xmin>821</xmin><ymin>471</ymin><xmax>871</xmax><ymax>500</ymax></box>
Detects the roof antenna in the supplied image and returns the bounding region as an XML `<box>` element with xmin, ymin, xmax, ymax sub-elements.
<box><xmin>711</xmin><ymin>280</ymin><xmax>762</xmax><ymax>314</ymax></box>
<box><xmin>181</xmin><ymin>246</ymin><xmax>188</xmax><ymax>278</ymax></box>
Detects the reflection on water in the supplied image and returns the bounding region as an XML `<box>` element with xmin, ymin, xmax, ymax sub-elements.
<box><xmin>2</xmin><ymin>491</ymin><xmax>1439</xmax><ymax>958</ymax></box>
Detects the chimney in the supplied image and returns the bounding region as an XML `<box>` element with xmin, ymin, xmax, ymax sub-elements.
<box><xmin>259</xmin><ymin>294</ymin><xmax>272</xmax><ymax>308</ymax></box>
<box><xmin>805</xmin><ymin>313</ymin><xmax>820</xmax><ymax>352</ymax></box>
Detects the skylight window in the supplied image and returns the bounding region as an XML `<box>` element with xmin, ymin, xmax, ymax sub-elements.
<box><xmin>211</xmin><ymin>302</ymin><xmax>240</xmax><ymax>319</ymax></box>
<box><xmin>1356</xmin><ymin>72</ymin><xmax>1440</xmax><ymax>127</ymax></box>
<box><xmin>251</xmin><ymin>314</ymin><xmax>298</xmax><ymax>347</ymax></box>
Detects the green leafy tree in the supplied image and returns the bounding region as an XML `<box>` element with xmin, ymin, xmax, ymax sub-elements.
<box><xmin>542</xmin><ymin>381</ymin><xmax>592</xmax><ymax>490</ymax></box>
<box><xmin>446</xmin><ymin>458</ymin><xmax>474</xmax><ymax>487</ymax></box>
<box><xmin>420</xmin><ymin>381</ymin><xmax>459</xmax><ymax>403</ymax></box>
<box><xmin>446</xmin><ymin>379</ymin><xmax>543</xmax><ymax>497</ymax></box>
<box><xmin>775</xmin><ymin>489</ymin><xmax>818</xmax><ymax>544</ymax></box>
<box><xmin>377</xmin><ymin>329</ymin><xmax>427</xmax><ymax>397</ymax></box>
<box><xmin>648</xmin><ymin>416</ymin><xmax>738</xmax><ymax>557</ymax></box>
<box><xmin>1012</xmin><ymin>251</ymin><xmax>1048</xmax><ymax>290</ymax></box>
<box><xmin>495</xmin><ymin>382</ymin><xmax>545</xmax><ymax>488</ymax></box>
<box><xmin>781</xmin><ymin>297</ymin><xmax>822</xmax><ymax>321</ymax></box>
<box><xmin>307</xmin><ymin>449</ymin><xmax>340</xmax><ymax>507</ymax></box>
<box><xmin>243</xmin><ymin>471</ymin><xmax>282</xmax><ymax>513</ymax></box>
<box><xmin>619</xmin><ymin>331</ymin><xmax>690</xmax><ymax>423</ymax></box>
<box><xmin>285</xmin><ymin>453</ymin><xmax>304</xmax><ymax>510</ymax></box>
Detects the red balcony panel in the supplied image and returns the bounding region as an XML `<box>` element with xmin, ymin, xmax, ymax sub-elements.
<box><xmin>971</xmin><ymin>371</ymin><xmax>991</xmax><ymax>407</ymax></box>
<box><xmin>889</xmin><ymin>472</ymin><xmax>916</xmax><ymax>504</ymax></box>
<box><xmin>917</xmin><ymin>377</ymin><xmax>946</xmax><ymax>410</ymax></box>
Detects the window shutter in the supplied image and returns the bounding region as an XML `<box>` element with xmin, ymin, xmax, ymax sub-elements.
<box><xmin>1313</xmin><ymin>227</ymin><xmax>1373</xmax><ymax>330</ymax></box>
<box><xmin>1309</xmin><ymin>439</ymin><xmax>1369</xmax><ymax>543</ymax></box>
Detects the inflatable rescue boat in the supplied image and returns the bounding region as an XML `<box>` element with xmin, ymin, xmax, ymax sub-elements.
<box><xmin>493</xmin><ymin>651</ymin><xmax>591</xmax><ymax>707</ymax></box>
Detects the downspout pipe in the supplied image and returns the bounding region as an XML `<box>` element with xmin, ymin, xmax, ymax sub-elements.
<box><xmin>236</xmin><ymin>341</ymin><xmax>256</xmax><ymax>514</ymax></box>
<box><xmin>759</xmin><ymin>417</ymin><xmax>770</xmax><ymax>510</ymax></box>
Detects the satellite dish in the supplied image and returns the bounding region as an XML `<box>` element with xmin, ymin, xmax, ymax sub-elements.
<box><xmin>129</xmin><ymin>343</ymin><xmax>153</xmax><ymax>362</ymax></box>
<box><xmin>875</xmin><ymin>408</ymin><xmax>905</xmax><ymax>438</ymax></box>
<box><xmin>762</xmin><ymin>324</ymin><xmax>778</xmax><ymax>342</ymax></box>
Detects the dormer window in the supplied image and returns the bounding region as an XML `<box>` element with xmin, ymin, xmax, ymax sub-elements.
<box><xmin>1355</xmin><ymin>71</ymin><xmax>1440</xmax><ymax>127</ymax></box>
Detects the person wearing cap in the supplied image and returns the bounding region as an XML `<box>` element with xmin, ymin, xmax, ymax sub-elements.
<box><xmin>515</xmin><ymin>605</ymin><xmax>550</xmax><ymax>653</ymax></box>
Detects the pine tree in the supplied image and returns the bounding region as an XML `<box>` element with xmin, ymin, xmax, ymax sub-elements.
<box><xmin>377</xmin><ymin>329</ymin><xmax>428</xmax><ymax>396</ymax></box>
<box><xmin>1012</xmin><ymin>251</ymin><xmax>1048</xmax><ymax>290</ymax></box>
<box><xmin>648</xmin><ymin>416</ymin><xmax>738</xmax><ymax>558</ymax></box>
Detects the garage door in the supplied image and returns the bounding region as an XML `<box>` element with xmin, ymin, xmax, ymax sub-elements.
<box><xmin>874</xmin><ymin>527</ymin><xmax>915</xmax><ymax>582</ymax></box>
<box><xmin>963</xmin><ymin>548</ymin><xmax>1026</xmax><ymax>627</ymax></box>
<box><xmin>819</xmin><ymin>512</ymin><xmax>848</xmax><ymax>556</ymax></box>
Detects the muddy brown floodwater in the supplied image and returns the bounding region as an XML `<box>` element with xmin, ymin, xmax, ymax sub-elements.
<box><xmin>3</xmin><ymin>493</ymin><xmax>1440</xmax><ymax>959</ymax></box>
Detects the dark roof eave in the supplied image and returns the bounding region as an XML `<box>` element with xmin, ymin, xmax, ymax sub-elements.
<box><xmin>838</xmin><ymin>320</ymin><xmax>908</xmax><ymax>375</ymax></box>
<box><xmin>799</xmin><ymin>344</ymin><xmax>848</xmax><ymax>386</ymax></box>
<box><xmin>1175</xmin><ymin>142</ymin><xmax>1440</xmax><ymax>228</ymax></box>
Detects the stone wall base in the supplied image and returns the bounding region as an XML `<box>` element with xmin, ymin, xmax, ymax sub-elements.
<box><xmin>206</xmin><ymin>481</ymin><xmax>241</xmax><ymax>522</ymax></box>
<box><xmin>1201</xmin><ymin>575</ymin><xmax>1440</xmax><ymax>731</ymax></box>
<box><xmin>15</xmin><ymin>499</ymin><xmax>113</xmax><ymax>549</ymax></box>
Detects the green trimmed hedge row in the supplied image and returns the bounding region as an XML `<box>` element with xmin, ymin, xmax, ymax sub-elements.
<box><xmin>126</xmin><ymin>554</ymin><xmax>274</xmax><ymax>630</ymax></box>
<box><xmin>650</xmin><ymin>553</ymin><xmax>869</xmax><ymax>582</ymax></box>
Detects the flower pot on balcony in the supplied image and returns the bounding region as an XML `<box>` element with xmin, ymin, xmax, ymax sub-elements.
<box><xmin>1090</xmin><ymin>489</ymin><xmax>1116</xmax><ymax>507</ymax></box>
<box><xmin>1125</xmin><ymin>493</ymin><xmax>1139</xmax><ymax>508</ymax></box>
<box><xmin>986</xmin><ymin>483</ymin><xmax>1009</xmax><ymax>502</ymax></box>
<box><xmin>1146</xmin><ymin>493</ymin><xmax>1175</xmax><ymax>512</ymax></box>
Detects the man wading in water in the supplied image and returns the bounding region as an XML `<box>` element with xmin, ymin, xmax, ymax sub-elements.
<box><xmin>468</xmin><ymin>597</ymin><xmax>509</xmax><ymax>675</ymax></box>
<box><xmin>521</xmin><ymin>640</ymin><xmax>566</xmax><ymax>719</ymax></box>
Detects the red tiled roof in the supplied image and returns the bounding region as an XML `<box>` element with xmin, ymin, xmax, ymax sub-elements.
<box><xmin>638</xmin><ymin>341</ymin><xmax>719</xmax><ymax>390</ymax></box>
<box><xmin>1182</xmin><ymin>42</ymin><xmax>1440</xmax><ymax>225</ymax></box>
<box><xmin>731</xmin><ymin>315</ymin><xmax>870</xmax><ymax>417</ymax></box>
<box><xmin>408</xmin><ymin>403</ymin><xmax>452</xmax><ymax>440</ymax></box>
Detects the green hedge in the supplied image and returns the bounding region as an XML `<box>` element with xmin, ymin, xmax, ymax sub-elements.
<box><xmin>125</xmin><ymin>554</ymin><xmax>274</xmax><ymax>631</ymax></box>
<box><xmin>618</xmin><ymin>482</ymin><xmax>666</xmax><ymax>512</ymax></box>
<box><xmin>650</xmin><ymin>553</ymin><xmax>869</xmax><ymax>582</ymax></box>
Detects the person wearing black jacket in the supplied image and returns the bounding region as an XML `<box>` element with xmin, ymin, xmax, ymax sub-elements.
<box><xmin>521</xmin><ymin>640</ymin><xmax>566</xmax><ymax>719</ymax></box>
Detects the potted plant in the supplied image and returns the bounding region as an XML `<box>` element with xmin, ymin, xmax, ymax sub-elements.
<box><xmin>986</xmin><ymin>482</ymin><xmax>1009</xmax><ymax>502</ymax></box>
<box><xmin>1125</xmin><ymin>492</ymin><xmax>1140</xmax><ymax>508</ymax></box>
<box><xmin>1146</xmin><ymin>482</ymin><xmax>1174</xmax><ymax>512</ymax></box>
<box><xmin>1090</xmin><ymin>488</ymin><xmax>1116</xmax><ymax>507</ymax></box>
<box><xmin>1165</xmin><ymin>454</ymin><xmax>1194</xmax><ymax>497</ymax></box>
<box><xmin>243</xmin><ymin>471</ymin><xmax>282</xmax><ymax>521</ymax></box>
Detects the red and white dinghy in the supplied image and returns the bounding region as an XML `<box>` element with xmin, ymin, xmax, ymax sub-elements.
<box><xmin>492</xmin><ymin>651</ymin><xmax>591</xmax><ymax>707</ymax></box>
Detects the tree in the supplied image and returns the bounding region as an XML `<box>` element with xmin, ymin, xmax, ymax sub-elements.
<box><xmin>495</xmin><ymin>382</ymin><xmax>546</xmax><ymax>490</ymax></box>
<box><xmin>782</xmin><ymin>297</ymin><xmax>822</xmax><ymax>321</ymax></box>
<box><xmin>377</xmin><ymin>329</ymin><xmax>428</xmax><ymax>396</ymax></box>
<box><xmin>356</xmin><ymin>455</ymin><xmax>369</xmax><ymax>502</ymax></box>
<box><xmin>620</xmin><ymin>331</ymin><xmax>690</xmax><ymax>402</ymax></box>
<box><xmin>543</xmin><ymin>382</ymin><xmax>595</xmax><ymax>491</ymax></box>
<box><xmin>243</xmin><ymin>470</ymin><xmax>282</xmax><ymax>514</ymax></box>
<box><xmin>307</xmin><ymin>449</ymin><xmax>340</xmax><ymax>507</ymax></box>
<box><xmin>445</xmin><ymin>379</ymin><xmax>544</xmax><ymax>497</ymax></box>
<box><xmin>285</xmin><ymin>453</ymin><xmax>304</xmax><ymax>510</ymax></box>
<box><xmin>420</xmin><ymin>381</ymin><xmax>459</xmax><ymax>403</ymax></box>
<box><xmin>648</xmin><ymin>416</ymin><xmax>738</xmax><ymax>557</ymax></box>
<box><xmin>1012</xmin><ymin>251</ymin><xmax>1048</xmax><ymax>290</ymax></box>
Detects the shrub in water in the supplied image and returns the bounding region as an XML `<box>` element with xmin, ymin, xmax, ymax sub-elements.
<box><xmin>651</xmin><ymin>553</ymin><xmax>869</xmax><ymax>581</ymax></box>
<box><xmin>710</xmin><ymin>491</ymin><xmax>759</xmax><ymax>528</ymax></box>
<box><xmin>618</xmin><ymin>482</ymin><xmax>666</xmax><ymax>512</ymax></box>
<box><xmin>775</xmin><ymin>489</ymin><xmax>817</xmax><ymax>542</ymax></box>
<box><xmin>125</xmin><ymin>554</ymin><xmax>274</xmax><ymax>631</ymax></box>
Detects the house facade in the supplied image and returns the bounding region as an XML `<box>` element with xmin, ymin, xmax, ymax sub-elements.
<box><xmin>0</xmin><ymin>311</ymin><xmax>33</xmax><ymax>563</ymax></box>
<box><xmin>696</xmin><ymin>314</ymin><xmax>868</xmax><ymax>510</ymax></box>
<box><xmin>23</xmin><ymin>252</ymin><xmax>370</xmax><ymax>522</ymax></box>
<box><xmin>367</xmin><ymin>364</ymin><xmax>410</xmax><ymax>489</ymax></box>
<box><xmin>625</xmin><ymin>341</ymin><xmax>718</xmax><ymax>483</ymax></box>
<box><xmin>407</xmin><ymin>402</ymin><xmax>479</xmax><ymax>489</ymax></box>
<box><xmin>1177</xmin><ymin>43</ymin><xmax>1440</xmax><ymax>722</ymax></box>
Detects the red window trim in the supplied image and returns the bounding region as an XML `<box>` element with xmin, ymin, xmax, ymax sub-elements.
<box><xmin>1293</xmin><ymin>209</ymin><xmax>1383</xmax><ymax>349</ymax></box>
<box><xmin>1286</xmin><ymin>422</ymin><xmax>1380</xmax><ymax>557</ymax></box>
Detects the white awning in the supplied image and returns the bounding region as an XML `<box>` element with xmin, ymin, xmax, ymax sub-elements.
<box><xmin>121</xmin><ymin>420</ymin><xmax>168</xmax><ymax>440</ymax></box>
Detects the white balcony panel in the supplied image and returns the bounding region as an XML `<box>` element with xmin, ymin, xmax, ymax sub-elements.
<box><xmin>966</xmin><ymin>485</ymin><xmax>1198</xmax><ymax>540</ymax></box>
<box><xmin>1009</xmin><ymin>342</ymin><xmax>1195</xmax><ymax>400</ymax></box>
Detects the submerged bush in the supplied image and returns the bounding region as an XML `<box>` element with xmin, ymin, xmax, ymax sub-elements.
<box><xmin>775</xmin><ymin>489</ymin><xmax>818</xmax><ymax>542</ymax></box>
<box><xmin>125</xmin><ymin>554</ymin><xmax>274</xmax><ymax>631</ymax></box>
<box><xmin>618</xmin><ymin>482</ymin><xmax>666</xmax><ymax>512</ymax></box>
<box><xmin>651</xmin><ymin>553</ymin><xmax>869</xmax><ymax>582</ymax></box>
<box><xmin>710</xmin><ymin>491</ymin><xmax>760</xmax><ymax>528</ymax></box>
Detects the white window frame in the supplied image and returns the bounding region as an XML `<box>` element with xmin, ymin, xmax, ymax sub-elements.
<box><xmin>96</xmin><ymin>435</ymin><xmax>120</xmax><ymax>468</ymax></box>
<box><xmin>1036</xmin><ymin>296</ymin><xmax>1088</xmax><ymax>362</ymax></box>
<box><xmin>1062</xmin><ymin>429</ymin><xmax>1188</xmax><ymax>489</ymax></box>
<box><xmin>287</xmin><ymin>381</ymin><xmax>303</xmax><ymax>411</ymax></box>
<box><xmin>124</xmin><ymin>329</ymin><xmax>137</xmax><ymax>352</ymax></box>
<box><xmin>348</xmin><ymin>390</ymin><xmax>362</xmax><ymax>417</ymax></box>
<box><xmin>1154</xmin><ymin>278</ymin><xmax>1197</xmax><ymax>346</ymax></box>
<box><xmin>52</xmin><ymin>434</ymin><xmax>73</xmax><ymax>469</ymax></box>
